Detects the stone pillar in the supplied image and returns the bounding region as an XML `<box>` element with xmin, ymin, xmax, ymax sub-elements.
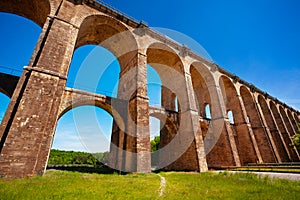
<box><xmin>117</xmin><ymin>51</ymin><xmax>151</xmax><ymax>173</ymax></box>
<box><xmin>161</xmin><ymin>86</ymin><xmax>176</xmax><ymax>111</ymax></box>
<box><xmin>0</xmin><ymin>15</ymin><xmax>78</xmax><ymax>178</ymax></box>
<box><xmin>183</xmin><ymin>71</ymin><xmax>208</xmax><ymax>171</ymax></box>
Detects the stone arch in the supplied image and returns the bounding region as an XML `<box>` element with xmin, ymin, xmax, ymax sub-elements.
<box><xmin>279</xmin><ymin>106</ymin><xmax>296</xmax><ymax>136</ymax></box>
<box><xmin>58</xmin><ymin>97</ymin><xmax>125</xmax><ymax>131</ymax></box>
<box><xmin>294</xmin><ymin>113</ymin><xmax>300</xmax><ymax>124</ymax></box>
<box><xmin>149</xmin><ymin>112</ymin><xmax>178</xmax><ymax>148</ymax></box>
<box><xmin>190</xmin><ymin>64</ymin><xmax>211</xmax><ymax>117</ymax></box>
<box><xmin>75</xmin><ymin>14</ymin><xmax>138</xmax><ymax>72</ymax></box>
<box><xmin>268</xmin><ymin>99</ymin><xmax>297</xmax><ymax>161</ymax></box>
<box><xmin>146</xmin><ymin>42</ymin><xmax>185</xmax><ymax>111</ymax></box>
<box><xmin>190</xmin><ymin>62</ymin><xmax>237</xmax><ymax>167</ymax></box>
<box><xmin>147</xmin><ymin>42</ymin><xmax>184</xmax><ymax>74</ymax></box>
<box><xmin>219</xmin><ymin>76</ymin><xmax>257</xmax><ymax>165</ymax></box>
<box><xmin>0</xmin><ymin>0</ymin><xmax>51</xmax><ymax>27</ymax></box>
<box><xmin>240</xmin><ymin>87</ymin><xmax>276</xmax><ymax>163</ymax></box>
<box><xmin>287</xmin><ymin>110</ymin><xmax>299</xmax><ymax>134</ymax></box>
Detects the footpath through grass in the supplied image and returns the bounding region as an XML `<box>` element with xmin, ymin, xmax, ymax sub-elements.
<box><xmin>0</xmin><ymin>170</ymin><xmax>299</xmax><ymax>199</ymax></box>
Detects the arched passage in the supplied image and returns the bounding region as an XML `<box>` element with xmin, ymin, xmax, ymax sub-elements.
<box><xmin>147</xmin><ymin>43</ymin><xmax>183</xmax><ymax>112</ymax></box>
<box><xmin>147</xmin><ymin>42</ymin><xmax>202</xmax><ymax>171</ymax></box>
<box><xmin>220</xmin><ymin>76</ymin><xmax>257</xmax><ymax>165</ymax></box>
<box><xmin>190</xmin><ymin>62</ymin><xmax>236</xmax><ymax>167</ymax></box>
<box><xmin>68</xmin><ymin>14</ymin><xmax>143</xmax><ymax>172</ymax></box>
<box><xmin>190</xmin><ymin>64</ymin><xmax>212</xmax><ymax>145</ymax></box>
<box><xmin>53</xmin><ymin>105</ymin><xmax>114</xmax><ymax>153</ymax></box>
<box><xmin>240</xmin><ymin>87</ymin><xmax>276</xmax><ymax>163</ymax></box>
<box><xmin>190</xmin><ymin>65</ymin><xmax>211</xmax><ymax>118</ymax></box>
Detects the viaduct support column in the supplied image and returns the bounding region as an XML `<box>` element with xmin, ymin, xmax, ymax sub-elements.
<box><xmin>0</xmin><ymin>15</ymin><xmax>78</xmax><ymax>178</ymax></box>
<box><xmin>118</xmin><ymin>50</ymin><xmax>151</xmax><ymax>173</ymax></box>
<box><xmin>184</xmin><ymin>71</ymin><xmax>208</xmax><ymax>171</ymax></box>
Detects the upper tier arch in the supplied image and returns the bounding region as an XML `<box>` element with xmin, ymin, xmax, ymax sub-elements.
<box><xmin>0</xmin><ymin>0</ymin><xmax>51</xmax><ymax>27</ymax></box>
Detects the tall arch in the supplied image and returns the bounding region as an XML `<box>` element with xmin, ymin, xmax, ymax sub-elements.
<box><xmin>268</xmin><ymin>100</ymin><xmax>297</xmax><ymax>161</ymax></box>
<box><xmin>287</xmin><ymin>110</ymin><xmax>299</xmax><ymax>134</ymax></box>
<box><xmin>0</xmin><ymin>0</ymin><xmax>50</xmax><ymax>27</ymax></box>
<box><xmin>190</xmin><ymin>62</ymin><xmax>237</xmax><ymax>167</ymax></box>
<box><xmin>147</xmin><ymin>42</ymin><xmax>185</xmax><ymax>112</ymax></box>
<box><xmin>75</xmin><ymin>14</ymin><xmax>138</xmax><ymax>73</ymax></box>
<box><xmin>190</xmin><ymin>65</ymin><xmax>211</xmax><ymax>117</ymax></box>
<box><xmin>146</xmin><ymin>42</ymin><xmax>201</xmax><ymax>171</ymax></box>
<box><xmin>278</xmin><ymin>106</ymin><xmax>300</xmax><ymax>160</ymax></box>
<box><xmin>240</xmin><ymin>87</ymin><xmax>276</xmax><ymax>163</ymax></box>
<box><xmin>279</xmin><ymin>106</ymin><xmax>296</xmax><ymax>136</ymax></box>
<box><xmin>294</xmin><ymin>113</ymin><xmax>300</xmax><ymax>124</ymax></box>
<box><xmin>219</xmin><ymin>76</ymin><xmax>257</xmax><ymax>165</ymax></box>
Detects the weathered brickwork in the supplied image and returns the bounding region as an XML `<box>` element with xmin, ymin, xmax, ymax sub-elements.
<box><xmin>0</xmin><ymin>0</ymin><xmax>299</xmax><ymax>178</ymax></box>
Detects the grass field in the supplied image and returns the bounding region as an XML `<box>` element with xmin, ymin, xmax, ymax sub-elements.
<box><xmin>0</xmin><ymin>170</ymin><xmax>299</xmax><ymax>199</ymax></box>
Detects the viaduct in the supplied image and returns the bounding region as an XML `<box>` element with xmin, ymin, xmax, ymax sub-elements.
<box><xmin>0</xmin><ymin>0</ymin><xmax>299</xmax><ymax>178</ymax></box>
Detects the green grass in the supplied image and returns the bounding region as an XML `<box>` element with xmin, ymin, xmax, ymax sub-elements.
<box><xmin>161</xmin><ymin>172</ymin><xmax>300</xmax><ymax>199</ymax></box>
<box><xmin>0</xmin><ymin>170</ymin><xmax>299</xmax><ymax>199</ymax></box>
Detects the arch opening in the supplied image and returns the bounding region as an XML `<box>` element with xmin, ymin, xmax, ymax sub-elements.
<box><xmin>0</xmin><ymin>13</ymin><xmax>42</xmax><ymax>74</ymax></box>
<box><xmin>279</xmin><ymin>106</ymin><xmax>296</xmax><ymax>137</ymax></box>
<box><xmin>240</xmin><ymin>87</ymin><xmax>276</xmax><ymax>163</ymax></box>
<box><xmin>267</xmin><ymin>98</ymin><xmax>296</xmax><ymax>161</ymax></box>
<box><xmin>148</xmin><ymin>65</ymin><xmax>162</xmax><ymax>107</ymax></box>
<box><xmin>149</xmin><ymin>113</ymin><xmax>179</xmax><ymax>171</ymax></box>
<box><xmin>220</xmin><ymin>75</ymin><xmax>257</xmax><ymax>165</ymax></box>
<box><xmin>0</xmin><ymin>0</ymin><xmax>50</xmax><ymax>27</ymax></box>
<box><xmin>0</xmin><ymin>93</ymin><xmax>10</xmax><ymax>125</ymax></box>
<box><xmin>51</xmin><ymin>105</ymin><xmax>116</xmax><ymax>167</ymax></box>
<box><xmin>147</xmin><ymin>43</ymin><xmax>183</xmax><ymax>113</ymax></box>
<box><xmin>67</xmin><ymin>45</ymin><xmax>120</xmax><ymax>98</ymax></box>
<box><xmin>287</xmin><ymin>110</ymin><xmax>299</xmax><ymax>135</ymax></box>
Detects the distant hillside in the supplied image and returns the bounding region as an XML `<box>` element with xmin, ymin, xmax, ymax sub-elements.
<box><xmin>48</xmin><ymin>149</ymin><xmax>109</xmax><ymax>166</ymax></box>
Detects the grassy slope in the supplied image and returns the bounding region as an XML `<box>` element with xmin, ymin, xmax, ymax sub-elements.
<box><xmin>0</xmin><ymin>171</ymin><xmax>299</xmax><ymax>199</ymax></box>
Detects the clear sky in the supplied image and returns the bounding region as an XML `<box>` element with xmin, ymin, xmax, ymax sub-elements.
<box><xmin>0</xmin><ymin>0</ymin><xmax>299</xmax><ymax>152</ymax></box>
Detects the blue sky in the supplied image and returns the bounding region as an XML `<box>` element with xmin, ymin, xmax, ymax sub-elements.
<box><xmin>0</xmin><ymin>0</ymin><xmax>299</xmax><ymax>152</ymax></box>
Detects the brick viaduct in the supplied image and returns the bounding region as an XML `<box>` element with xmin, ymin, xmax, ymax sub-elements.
<box><xmin>0</xmin><ymin>0</ymin><xmax>299</xmax><ymax>178</ymax></box>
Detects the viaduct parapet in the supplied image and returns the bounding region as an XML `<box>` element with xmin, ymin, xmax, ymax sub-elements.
<box><xmin>0</xmin><ymin>0</ymin><xmax>299</xmax><ymax>178</ymax></box>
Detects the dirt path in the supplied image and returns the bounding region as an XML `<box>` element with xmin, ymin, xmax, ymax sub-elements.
<box><xmin>157</xmin><ymin>174</ymin><xmax>166</xmax><ymax>197</ymax></box>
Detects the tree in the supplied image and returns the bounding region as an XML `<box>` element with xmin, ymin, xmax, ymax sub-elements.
<box><xmin>291</xmin><ymin>124</ymin><xmax>300</xmax><ymax>151</ymax></box>
<box><xmin>150</xmin><ymin>136</ymin><xmax>160</xmax><ymax>152</ymax></box>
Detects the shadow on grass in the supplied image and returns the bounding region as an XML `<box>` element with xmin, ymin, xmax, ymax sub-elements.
<box><xmin>47</xmin><ymin>164</ymin><xmax>126</xmax><ymax>175</ymax></box>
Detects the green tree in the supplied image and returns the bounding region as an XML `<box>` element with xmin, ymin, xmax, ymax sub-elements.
<box><xmin>150</xmin><ymin>136</ymin><xmax>160</xmax><ymax>152</ymax></box>
<box><xmin>291</xmin><ymin>124</ymin><xmax>300</xmax><ymax>151</ymax></box>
